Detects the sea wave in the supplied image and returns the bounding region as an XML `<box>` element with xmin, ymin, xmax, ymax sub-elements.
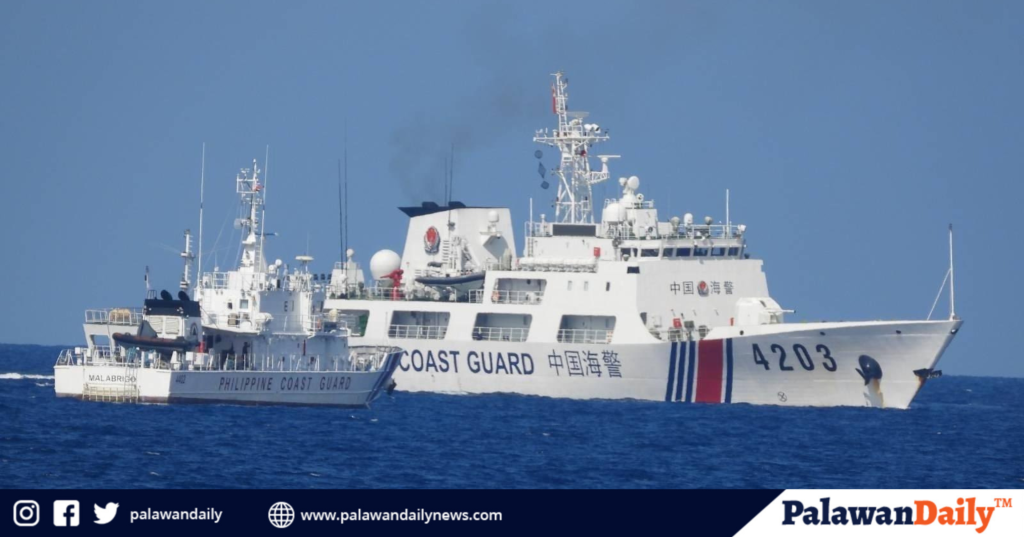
<box><xmin>0</xmin><ymin>372</ymin><xmax>55</xmax><ymax>380</ymax></box>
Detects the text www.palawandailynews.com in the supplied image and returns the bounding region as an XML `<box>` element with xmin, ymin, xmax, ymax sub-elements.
<box><xmin>300</xmin><ymin>508</ymin><xmax>502</xmax><ymax>524</ymax></box>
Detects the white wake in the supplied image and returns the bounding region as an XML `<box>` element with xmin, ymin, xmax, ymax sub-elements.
<box><xmin>0</xmin><ymin>372</ymin><xmax>55</xmax><ymax>380</ymax></box>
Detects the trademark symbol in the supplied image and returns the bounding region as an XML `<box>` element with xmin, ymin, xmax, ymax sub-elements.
<box><xmin>995</xmin><ymin>498</ymin><xmax>1012</xmax><ymax>508</ymax></box>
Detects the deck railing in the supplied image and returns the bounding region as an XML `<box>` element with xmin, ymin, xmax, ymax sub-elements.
<box><xmin>556</xmin><ymin>328</ymin><xmax>613</xmax><ymax>344</ymax></box>
<box><xmin>387</xmin><ymin>324</ymin><xmax>448</xmax><ymax>340</ymax></box>
<box><xmin>471</xmin><ymin>326</ymin><xmax>529</xmax><ymax>342</ymax></box>
<box><xmin>85</xmin><ymin>308</ymin><xmax>144</xmax><ymax>326</ymax></box>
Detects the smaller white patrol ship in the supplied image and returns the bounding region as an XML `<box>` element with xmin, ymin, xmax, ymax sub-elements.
<box><xmin>55</xmin><ymin>160</ymin><xmax>402</xmax><ymax>407</ymax></box>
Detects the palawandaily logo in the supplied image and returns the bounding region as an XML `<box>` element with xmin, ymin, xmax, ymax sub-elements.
<box><xmin>783</xmin><ymin>497</ymin><xmax>1012</xmax><ymax>534</ymax></box>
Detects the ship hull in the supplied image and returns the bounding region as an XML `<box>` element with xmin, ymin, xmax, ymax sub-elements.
<box><xmin>54</xmin><ymin>351</ymin><xmax>402</xmax><ymax>408</ymax></box>
<box><xmin>358</xmin><ymin>320</ymin><xmax>960</xmax><ymax>409</ymax></box>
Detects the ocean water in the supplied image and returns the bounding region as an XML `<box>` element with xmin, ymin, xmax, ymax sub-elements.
<box><xmin>1</xmin><ymin>343</ymin><xmax>1021</xmax><ymax>489</ymax></box>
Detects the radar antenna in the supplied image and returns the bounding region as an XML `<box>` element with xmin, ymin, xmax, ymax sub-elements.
<box><xmin>533</xmin><ymin>71</ymin><xmax>617</xmax><ymax>223</ymax></box>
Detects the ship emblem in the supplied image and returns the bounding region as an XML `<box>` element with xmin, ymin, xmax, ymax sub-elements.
<box><xmin>423</xmin><ymin>226</ymin><xmax>441</xmax><ymax>254</ymax></box>
<box><xmin>697</xmin><ymin>281</ymin><xmax>709</xmax><ymax>296</ymax></box>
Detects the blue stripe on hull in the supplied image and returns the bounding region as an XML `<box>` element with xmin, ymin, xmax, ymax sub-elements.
<box><xmin>674</xmin><ymin>340</ymin><xmax>687</xmax><ymax>402</ymax></box>
<box><xmin>664</xmin><ymin>342</ymin><xmax>677</xmax><ymax>402</ymax></box>
<box><xmin>685</xmin><ymin>341</ymin><xmax>696</xmax><ymax>403</ymax></box>
<box><xmin>725</xmin><ymin>338</ymin><xmax>734</xmax><ymax>404</ymax></box>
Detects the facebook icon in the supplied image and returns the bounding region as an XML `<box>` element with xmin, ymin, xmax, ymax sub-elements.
<box><xmin>53</xmin><ymin>500</ymin><xmax>79</xmax><ymax>527</ymax></box>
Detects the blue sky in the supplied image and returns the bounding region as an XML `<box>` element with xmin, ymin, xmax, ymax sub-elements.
<box><xmin>1</xmin><ymin>1</ymin><xmax>1020</xmax><ymax>377</ymax></box>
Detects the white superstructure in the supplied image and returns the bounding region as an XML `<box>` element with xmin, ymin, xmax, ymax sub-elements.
<box><xmin>55</xmin><ymin>161</ymin><xmax>402</xmax><ymax>407</ymax></box>
<box><xmin>323</xmin><ymin>71</ymin><xmax>962</xmax><ymax>409</ymax></box>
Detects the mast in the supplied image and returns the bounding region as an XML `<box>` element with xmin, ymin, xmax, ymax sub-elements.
<box><xmin>258</xmin><ymin>146</ymin><xmax>270</xmax><ymax>273</ymax></box>
<box><xmin>180</xmin><ymin>229</ymin><xmax>194</xmax><ymax>290</ymax></box>
<box><xmin>196</xmin><ymin>143</ymin><xmax>205</xmax><ymax>296</ymax></box>
<box><xmin>533</xmin><ymin>71</ymin><xmax>614</xmax><ymax>223</ymax></box>
<box><xmin>235</xmin><ymin>159</ymin><xmax>265</xmax><ymax>273</ymax></box>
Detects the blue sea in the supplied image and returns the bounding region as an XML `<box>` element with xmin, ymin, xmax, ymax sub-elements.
<box><xmin>1</xmin><ymin>344</ymin><xmax>1021</xmax><ymax>489</ymax></box>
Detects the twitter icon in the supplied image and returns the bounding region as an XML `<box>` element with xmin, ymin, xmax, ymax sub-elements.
<box><xmin>94</xmin><ymin>503</ymin><xmax>118</xmax><ymax>525</ymax></box>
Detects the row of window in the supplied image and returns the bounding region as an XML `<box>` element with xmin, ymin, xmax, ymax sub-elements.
<box><xmin>627</xmin><ymin>246</ymin><xmax>742</xmax><ymax>259</ymax></box>
<box><xmin>336</xmin><ymin>310</ymin><xmax>617</xmax><ymax>344</ymax></box>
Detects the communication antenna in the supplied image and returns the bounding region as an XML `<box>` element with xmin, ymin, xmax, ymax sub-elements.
<box><xmin>726</xmin><ymin>189</ymin><xmax>730</xmax><ymax>237</ymax></box>
<box><xmin>343</xmin><ymin>122</ymin><xmax>349</xmax><ymax>259</ymax></box>
<box><xmin>342</xmin><ymin>157</ymin><xmax>350</xmax><ymax>262</ymax></box>
<box><xmin>447</xmin><ymin>143</ymin><xmax>456</xmax><ymax>231</ymax></box>
<box><xmin>258</xmin><ymin>145</ymin><xmax>270</xmax><ymax>272</ymax></box>
<box><xmin>196</xmin><ymin>142</ymin><xmax>205</xmax><ymax>296</ymax></box>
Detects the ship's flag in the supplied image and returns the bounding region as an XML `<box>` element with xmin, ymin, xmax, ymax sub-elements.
<box><xmin>551</xmin><ymin>84</ymin><xmax>557</xmax><ymax>114</ymax></box>
<box><xmin>538</xmin><ymin>162</ymin><xmax>546</xmax><ymax>178</ymax></box>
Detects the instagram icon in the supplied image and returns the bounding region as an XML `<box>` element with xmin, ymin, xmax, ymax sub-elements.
<box><xmin>13</xmin><ymin>500</ymin><xmax>40</xmax><ymax>526</ymax></box>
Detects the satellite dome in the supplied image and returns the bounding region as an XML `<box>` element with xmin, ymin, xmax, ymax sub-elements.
<box><xmin>369</xmin><ymin>250</ymin><xmax>401</xmax><ymax>280</ymax></box>
<box><xmin>627</xmin><ymin>176</ymin><xmax>640</xmax><ymax>191</ymax></box>
<box><xmin>602</xmin><ymin>202</ymin><xmax>625</xmax><ymax>223</ymax></box>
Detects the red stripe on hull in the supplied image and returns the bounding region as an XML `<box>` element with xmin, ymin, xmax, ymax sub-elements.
<box><xmin>695</xmin><ymin>339</ymin><xmax>724</xmax><ymax>403</ymax></box>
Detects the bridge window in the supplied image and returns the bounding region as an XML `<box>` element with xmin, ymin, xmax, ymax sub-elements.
<box><xmin>640</xmin><ymin>249</ymin><xmax>660</xmax><ymax>257</ymax></box>
<box><xmin>712</xmin><ymin>247</ymin><xmax>726</xmax><ymax>257</ymax></box>
<box><xmin>694</xmin><ymin>248</ymin><xmax>709</xmax><ymax>256</ymax></box>
<box><xmin>728</xmin><ymin>247</ymin><xmax>740</xmax><ymax>256</ymax></box>
<box><xmin>675</xmin><ymin>247</ymin><xmax>691</xmax><ymax>257</ymax></box>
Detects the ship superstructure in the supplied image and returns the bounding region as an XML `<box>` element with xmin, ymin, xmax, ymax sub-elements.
<box><xmin>55</xmin><ymin>161</ymin><xmax>402</xmax><ymax>407</ymax></box>
<box><xmin>321</xmin><ymin>72</ymin><xmax>961</xmax><ymax>409</ymax></box>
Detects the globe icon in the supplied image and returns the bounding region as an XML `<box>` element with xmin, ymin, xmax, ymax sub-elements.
<box><xmin>268</xmin><ymin>502</ymin><xmax>295</xmax><ymax>529</ymax></box>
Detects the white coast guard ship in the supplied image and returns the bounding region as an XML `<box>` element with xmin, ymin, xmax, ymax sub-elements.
<box><xmin>322</xmin><ymin>72</ymin><xmax>962</xmax><ymax>409</ymax></box>
<box><xmin>54</xmin><ymin>161</ymin><xmax>402</xmax><ymax>407</ymax></box>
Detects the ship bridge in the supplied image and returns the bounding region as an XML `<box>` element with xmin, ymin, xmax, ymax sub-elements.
<box><xmin>523</xmin><ymin>175</ymin><xmax>747</xmax><ymax>266</ymax></box>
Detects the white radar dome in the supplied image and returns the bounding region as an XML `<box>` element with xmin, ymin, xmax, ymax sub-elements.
<box><xmin>683</xmin><ymin>213</ymin><xmax>694</xmax><ymax>226</ymax></box>
<box><xmin>488</xmin><ymin>210</ymin><xmax>499</xmax><ymax>223</ymax></box>
<box><xmin>369</xmin><ymin>249</ymin><xmax>401</xmax><ymax>280</ymax></box>
<box><xmin>602</xmin><ymin>202</ymin><xmax>625</xmax><ymax>223</ymax></box>
<box><xmin>627</xmin><ymin>176</ymin><xmax>640</xmax><ymax>191</ymax></box>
